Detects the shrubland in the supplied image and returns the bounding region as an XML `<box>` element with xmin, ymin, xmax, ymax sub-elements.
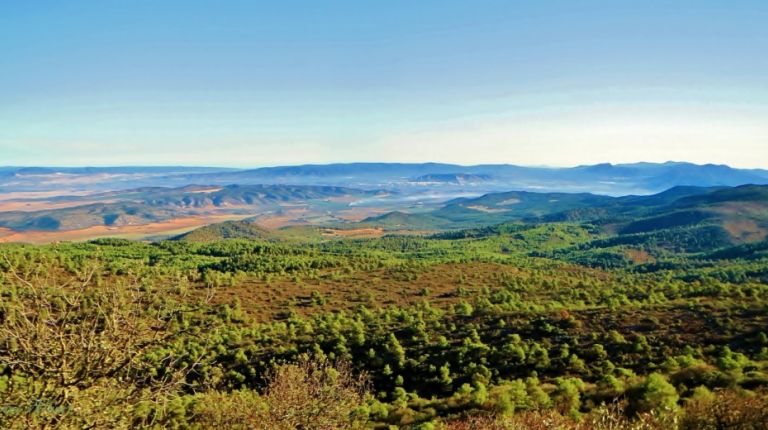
<box><xmin>1</xmin><ymin>221</ymin><xmax>768</xmax><ymax>429</ymax></box>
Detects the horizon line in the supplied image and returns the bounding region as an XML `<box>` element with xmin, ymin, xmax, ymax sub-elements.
<box><xmin>2</xmin><ymin>160</ymin><xmax>765</xmax><ymax>171</ymax></box>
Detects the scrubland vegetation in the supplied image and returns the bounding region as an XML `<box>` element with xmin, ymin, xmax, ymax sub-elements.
<box><xmin>2</xmin><ymin>219</ymin><xmax>768</xmax><ymax>428</ymax></box>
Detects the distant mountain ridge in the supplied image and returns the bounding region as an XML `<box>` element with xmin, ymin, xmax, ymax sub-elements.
<box><xmin>2</xmin><ymin>162</ymin><xmax>767</xmax><ymax>195</ymax></box>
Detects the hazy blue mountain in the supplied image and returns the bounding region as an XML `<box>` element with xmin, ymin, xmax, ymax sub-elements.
<box><xmin>189</xmin><ymin>162</ymin><xmax>768</xmax><ymax>194</ymax></box>
<box><xmin>1</xmin><ymin>162</ymin><xmax>767</xmax><ymax>197</ymax></box>
<box><xmin>0</xmin><ymin>166</ymin><xmax>239</xmax><ymax>192</ymax></box>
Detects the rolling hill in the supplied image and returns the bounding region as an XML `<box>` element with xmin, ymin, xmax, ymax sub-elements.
<box><xmin>356</xmin><ymin>211</ymin><xmax>453</xmax><ymax>230</ymax></box>
<box><xmin>174</xmin><ymin>220</ymin><xmax>275</xmax><ymax>242</ymax></box>
<box><xmin>361</xmin><ymin>184</ymin><xmax>768</xmax><ymax>251</ymax></box>
<box><xmin>0</xmin><ymin>184</ymin><xmax>372</xmax><ymax>232</ymax></box>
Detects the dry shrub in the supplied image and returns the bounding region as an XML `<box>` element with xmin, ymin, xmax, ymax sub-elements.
<box><xmin>436</xmin><ymin>393</ymin><xmax>768</xmax><ymax>430</ymax></box>
<box><xmin>440</xmin><ymin>404</ymin><xmax>673</xmax><ymax>430</ymax></box>
<box><xmin>261</xmin><ymin>356</ymin><xmax>369</xmax><ymax>430</ymax></box>
<box><xmin>193</xmin><ymin>356</ymin><xmax>369</xmax><ymax>430</ymax></box>
<box><xmin>680</xmin><ymin>389</ymin><xmax>768</xmax><ymax>430</ymax></box>
<box><xmin>441</xmin><ymin>411</ymin><xmax>573</xmax><ymax>430</ymax></box>
<box><xmin>583</xmin><ymin>403</ymin><xmax>675</xmax><ymax>430</ymax></box>
<box><xmin>190</xmin><ymin>389</ymin><xmax>266</xmax><ymax>429</ymax></box>
<box><xmin>0</xmin><ymin>257</ymin><xmax>199</xmax><ymax>429</ymax></box>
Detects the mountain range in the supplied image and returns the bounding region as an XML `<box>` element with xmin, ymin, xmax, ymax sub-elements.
<box><xmin>1</xmin><ymin>161</ymin><xmax>768</xmax><ymax>243</ymax></box>
<box><xmin>3</xmin><ymin>162</ymin><xmax>768</xmax><ymax>196</ymax></box>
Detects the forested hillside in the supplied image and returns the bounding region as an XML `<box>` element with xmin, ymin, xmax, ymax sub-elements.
<box><xmin>369</xmin><ymin>185</ymin><xmax>768</xmax><ymax>250</ymax></box>
<box><xmin>2</xmin><ymin>215</ymin><xmax>768</xmax><ymax>428</ymax></box>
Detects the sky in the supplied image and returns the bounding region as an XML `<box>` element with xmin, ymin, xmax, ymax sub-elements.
<box><xmin>1</xmin><ymin>0</ymin><xmax>767</xmax><ymax>168</ymax></box>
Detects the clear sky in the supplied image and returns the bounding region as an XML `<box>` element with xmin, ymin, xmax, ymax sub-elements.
<box><xmin>1</xmin><ymin>1</ymin><xmax>767</xmax><ymax>168</ymax></box>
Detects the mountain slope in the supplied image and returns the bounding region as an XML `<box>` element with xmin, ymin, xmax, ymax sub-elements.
<box><xmin>361</xmin><ymin>185</ymin><xmax>768</xmax><ymax>249</ymax></box>
<box><xmin>356</xmin><ymin>211</ymin><xmax>452</xmax><ymax>230</ymax></box>
<box><xmin>175</xmin><ymin>220</ymin><xmax>274</xmax><ymax>242</ymax></box>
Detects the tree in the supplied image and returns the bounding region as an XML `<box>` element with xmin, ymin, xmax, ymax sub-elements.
<box><xmin>190</xmin><ymin>356</ymin><xmax>369</xmax><ymax>430</ymax></box>
<box><xmin>0</xmin><ymin>257</ymin><xmax>204</xmax><ymax>429</ymax></box>
<box><xmin>386</xmin><ymin>333</ymin><xmax>406</xmax><ymax>368</ymax></box>
<box><xmin>632</xmin><ymin>373</ymin><xmax>679</xmax><ymax>415</ymax></box>
<box><xmin>553</xmin><ymin>377</ymin><xmax>583</xmax><ymax>419</ymax></box>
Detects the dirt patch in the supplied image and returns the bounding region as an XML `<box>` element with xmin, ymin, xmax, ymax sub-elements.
<box><xmin>624</xmin><ymin>248</ymin><xmax>656</xmax><ymax>264</ymax></box>
<box><xmin>251</xmin><ymin>208</ymin><xmax>312</xmax><ymax>228</ymax></box>
<box><xmin>723</xmin><ymin>219</ymin><xmax>767</xmax><ymax>243</ymax></box>
<box><xmin>334</xmin><ymin>207</ymin><xmax>390</xmax><ymax>222</ymax></box>
<box><xmin>466</xmin><ymin>205</ymin><xmax>509</xmax><ymax>213</ymax></box>
<box><xmin>321</xmin><ymin>228</ymin><xmax>385</xmax><ymax>238</ymax></box>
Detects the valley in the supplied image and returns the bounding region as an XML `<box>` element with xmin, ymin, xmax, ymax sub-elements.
<box><xmin>2</xmin><ymin>162</ymin><xmax>768</xmax><ymax>245</ymax></box>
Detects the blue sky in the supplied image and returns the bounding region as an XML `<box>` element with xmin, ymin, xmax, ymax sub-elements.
<box><xmin>1</xmin><ymin>1</ymin><xmax>767</xmax><ymax>167</ymax></box>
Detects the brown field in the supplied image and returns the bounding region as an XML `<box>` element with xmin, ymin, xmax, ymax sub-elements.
<box><xmin>333</xmin><ymin>206</ymin><xmax>390</xmax><ymax>221</ymax></box>
<box><xmin>0</xmin><ymin>214</ymin><xmax>253</xmax><ymax>244</ymax></box>
<box><xmin>0</xmin><ymin>190</ymin><xmax>99</xmax><ymax>201</ymax></box>
<box><xmin>0</xmin><ymin>227</ymin><xmax>14</xmax><ymax>239</ymax></box>
<box><xmin>318</xmin><ymin>227</ymin><xmax>433</xmax><ymax>239</ymax></box>
<box><xmin>321</xmin><ymin>227</ymin><xmax>385</xmax><ymax>238</ymax></box>
<box><xmin>252</xmin><ymin>208</ymin><xmax>311</xmax><ymax>228</ymax></box>
<box><xmin>0</xmin><ymin>199</ymin><xmax>119</xmax><ymax>212</ymax></box>
<box><xmin>0</xmin><ymin>190</ymin><xmax>109</xmax><ymax>212</ymax></box>
<box><xmin>245</xmin><ymin>204</ymin><xmax>387</xmax><ymax>228</ymax></box>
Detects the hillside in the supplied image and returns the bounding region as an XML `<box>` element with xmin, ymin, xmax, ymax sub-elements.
<box><xmin>359</xmin><ymin>187</ymin><xmax>706</xmax><ymax>230</ymax></box>
<box><xmin>362</xmin><ymin>185</ymin><xmax>768</xmax><ymax>253</ymax></box>
<box><xmin>356</xmin><ymin>211</ymin><xmax>452</xmax><ymax>230</ymax></box>
<box><xmin>0</xmin><ymin>184</ymin><xmax>371</xmax><ymax>233</ymax></box>
<box><xmin>3</xmin><ymin>207</ymin><xmax>768</xmax><ymax>428</ymax></box>
<box><xmin>435</xmin><ymin>190</ymin><xmax>617</xmax><ymax>224</ymax></box>
<box><xmin>174</xmin><ymin>220</ymin><xmax>275</xmax><ymax>242</ymax></box>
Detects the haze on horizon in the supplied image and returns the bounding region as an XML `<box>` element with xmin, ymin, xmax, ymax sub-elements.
<box><xmin>1</xmin><ymin>1</ymin><xmax>767</xmax><ymax>169</ymax></box>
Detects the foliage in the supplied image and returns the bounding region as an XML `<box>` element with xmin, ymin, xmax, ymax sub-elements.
<box><xmin>2</xmin><ymin>211</ymin><xmax>768</xmax><ymax>428</ymax></box>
